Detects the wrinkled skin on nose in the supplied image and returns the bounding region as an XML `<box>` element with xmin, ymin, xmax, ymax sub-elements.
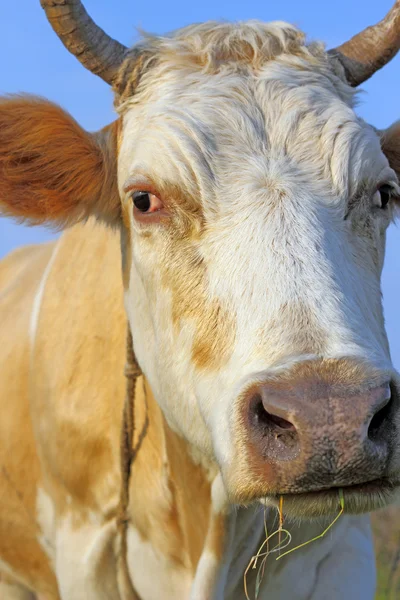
<box><xmin>231</xmin><ymin>359</ymin><xmax>399</xmax><ymax>513</ymax></box>
<box><xmin>247</xmin><ymin>378</ymin><xmax>392</xmax><ymax>488</ymax></box>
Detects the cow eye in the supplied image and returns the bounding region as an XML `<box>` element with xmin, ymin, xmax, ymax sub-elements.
<box><xmin>131</xmin><ymin>191</ymin><xmax>163</xmax><ymax>214</ymax></box>
<box><xmin>376</xmin><ymin>184</ymin><xmax>394</xmax><ymax>209</ymax></box>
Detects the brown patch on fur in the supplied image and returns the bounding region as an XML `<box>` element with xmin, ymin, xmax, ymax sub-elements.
<box><xmin>157</xmin><ymin>181</ymin><xmax>203</xmax><ymax>230</ymax></box>
<box><xmin>0</xmin><ymin>96</ymin><xmax>120</xmax><ymax>227</ymax></box>
<box><xmin>123</xmin><ymin>173</ymin><xmax>234</xmax><ymax>371</ymax></box>
<box><xmin>120</xmin><ymin>176</ymin><xmax>204</xmax><ymax>290</ymax></box>
<box><xmin>206</xmin><ymin>512</ymin><xmax>227</xmax><ymax>562</ymax></box>
<box><xmin>161</xmin><ymin>240</ymin><xmax>236</xmax><ymax>371</ymax></box>
<box><xmin>191</xmin><ymin>300</ymin><xmax>236</xmax><ymax>369</ymax></box>
<box><xmin>130</xmin><ymin>377</ymin><xmax>211</xmax><ymax>572</ymax></box>
<box><xmin>121</xmin><ymin>224</ymin><xmax>132</xmax><ymax>290</ymax></box>
<box><xmin>381</xmin><ymin>122</ymin><xmax>400</xmax><ymax>184</ymax></box>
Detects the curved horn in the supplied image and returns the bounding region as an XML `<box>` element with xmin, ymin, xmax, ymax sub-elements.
<box><xmin>329</xmin><ymin>1</ymin><xmax>400</xmax><ymax>86</ymax></box>
<box><xmin>40</xmin><ymin>0</ymin><xmax>128</xmax><ymax>85</ymax></box>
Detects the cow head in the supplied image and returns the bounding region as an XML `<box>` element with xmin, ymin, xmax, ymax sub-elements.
<box><xmin>2</xmin><ymin>0</ymin><xmax>400</xmax><ymax>517</ymax></box>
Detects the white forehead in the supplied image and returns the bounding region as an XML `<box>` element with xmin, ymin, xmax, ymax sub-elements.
<box><xmin>117</xmin><ymin>21</ymin><xmax>391</xmax><ymax>201</ymax></box>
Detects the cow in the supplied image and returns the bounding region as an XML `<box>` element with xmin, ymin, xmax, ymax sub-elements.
<box><xmin>1</xmin><ymin>1</ymin><xmax>400</xmax><ymax>598</ymax></box>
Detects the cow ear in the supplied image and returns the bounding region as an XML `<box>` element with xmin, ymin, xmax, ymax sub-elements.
<box><xmin>381</xmin><ymin>122</ymin><xmax>400</xmax><ymax>182</ymax></box>
<box><xmin>0</xmin><ymin>95</ymin><xmax>120</xmax><ymax>228</ymax></box>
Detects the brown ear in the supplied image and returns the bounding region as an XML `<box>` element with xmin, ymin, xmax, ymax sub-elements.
<box><xmin>381</xmin><ymin>121</ymin><xmax>400</xmax><ymax>180</ymax></box>
<box><xmin>0</xmin><ymin>95</ymin><xmax>120</xmax><ymax>227</ymax></box>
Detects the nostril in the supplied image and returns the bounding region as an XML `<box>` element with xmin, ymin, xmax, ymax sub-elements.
<box><xmin>250</xmin><ymin>395</ymin><xmax>296</xmax><ymax>432</ymax></box>
<box><xmin>368</xmin><ymin>384</ymin><xmax>394</xmax><ymax>442</ymax></box>
<box><xmin>247</xmin><ymin>394</ymin><xmax>300</xmax><ymax>460</ymax></box>
<box><xmin>248</xmin><ymin>393</ymin><xmax>299</xmax><ymax>452</ymax></box>
<box><xmin>263</xmin><ymin>410</ymin><xmax>296</xmax><ymax>431</ymax></box>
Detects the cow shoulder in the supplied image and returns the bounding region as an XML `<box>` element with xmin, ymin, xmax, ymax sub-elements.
<box><xmin>0</xmin><ymin>241</ymin><xmax>59</xmax><ymax>597</ymax></box>
<box><xmin>29</xmin><ymin>219</ymin><xmax>126</xmax><ymax>517</ymax></box>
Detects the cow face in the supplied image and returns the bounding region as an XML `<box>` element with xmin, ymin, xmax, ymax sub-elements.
<box><xmin>2</xmin><ymin>19</ymin><xmax>400</xmax><ymax>518</ymax></box>
<box><xmin>116</xmin><ymin>23</ymin><xmax>400</xmax><ymax>515</ymax></box>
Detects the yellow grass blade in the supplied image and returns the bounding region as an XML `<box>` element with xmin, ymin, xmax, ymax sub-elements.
<box><xmin>276</xmin><ymin>489</ymin><xmax>345</xmax><ymax>562</ymax></box>
<box><xmin>244</xmin><ymin>490</ymin><xmax>345</xmax><ymax>599</ymax></box>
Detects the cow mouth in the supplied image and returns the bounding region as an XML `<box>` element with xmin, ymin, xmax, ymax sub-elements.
<box><xmin>265</xmin><ymin>478</ymin><xmax>398</xmax><ymax>518</ymax></box>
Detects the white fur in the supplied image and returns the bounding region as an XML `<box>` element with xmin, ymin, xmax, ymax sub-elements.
<box><xmin>54</xmin><ymin>513</ymin><xmax>119</xmax><ymax>600</ymax></box>
<box><xmin>29</xmin><ymin>240</ymin><xmax>60</xmax><ymax>349</ymax></box>
<box><xmin>127</xmin><ymin>527</ymin><xmax>193</xmax><ymax>600</ymax></box>
<box><xmin>190</xmin><ymin>475</ymin><xmax>234</xmax><ymax>599</ymax></box>
<box><xmin>36</xmin><ymin>487</ymin><xmax>56</xmax><ymax>565</ymax></box>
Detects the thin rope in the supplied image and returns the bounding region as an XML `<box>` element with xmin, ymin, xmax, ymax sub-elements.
<box><xmin>117</xmin><ymin>325</ymin><xmax>146</xmax><ymax>600</ymax></box>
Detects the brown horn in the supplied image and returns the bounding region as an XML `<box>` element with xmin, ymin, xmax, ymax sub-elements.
<box><xmin>329</xmin><ymin>1</ymin><xmax>400</xmax><ymax>86</ymax></box>
<box><xmin>40</xmin><ymin>0</ymin><xmax>128</xmax><ymax>86</ymax></box>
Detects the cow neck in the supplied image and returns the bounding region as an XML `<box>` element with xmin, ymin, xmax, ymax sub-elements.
<box><xmin>117</xmin><ymin>323</ymin><xmax>247</xmax><ymax>599</ymax></box>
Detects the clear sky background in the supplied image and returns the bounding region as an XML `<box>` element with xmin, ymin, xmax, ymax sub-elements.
<box><xmin>1</xmin><ymin>1</ymin><xmax>400</xmax><ymax>364</ymax></box>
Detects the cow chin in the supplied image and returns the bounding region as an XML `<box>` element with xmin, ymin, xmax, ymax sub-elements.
<box><xmin>224</xmin><ymin>473</ymin><xmax>400</xmax><ymax>518</ymax></box>
<box><xmin>261</xmin><ymin>480</ymin><xmax>399</xmax><ymax>518</ymax></box>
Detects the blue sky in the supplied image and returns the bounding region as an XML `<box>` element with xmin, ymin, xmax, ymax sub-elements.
<box><xmin>1</xmin><ymin>0</ymin><xmax>400</xmax><ymax>364</ymax></box>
